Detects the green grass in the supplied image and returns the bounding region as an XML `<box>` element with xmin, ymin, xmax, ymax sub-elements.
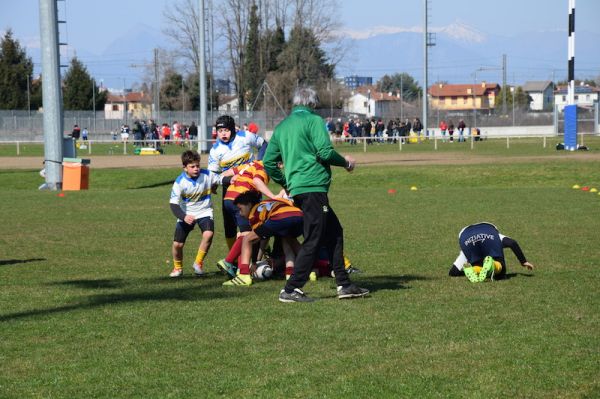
<box><xmin>1</xmin><ymin>156</ymin><xmax>599</xmax><ymax>398</ymax></box>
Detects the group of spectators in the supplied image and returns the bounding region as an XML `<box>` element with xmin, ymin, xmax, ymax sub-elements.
<box><xmin>326</xmin><ymin>116</ymin><xmax>424</xmax><ymax>144</ymax></box>
<box><xmin>117</xmin><ymin>120</ymin><xmax>199</xmax><ymax>147</ymax></box>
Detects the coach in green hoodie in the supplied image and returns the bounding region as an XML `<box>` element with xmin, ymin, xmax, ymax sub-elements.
<box><xmin>263</xmin><ymin>86</ymin><xmax>369</xmax><ymax>303</ymax></box>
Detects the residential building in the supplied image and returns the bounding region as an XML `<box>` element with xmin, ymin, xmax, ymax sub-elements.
<box><xmin>429</xmin><ymin>82</ymin><xmax>500</xmax><ymax>112</ymax></box>
<box><xmin>522</xmin><ymin>81</ymin><xmax>554</xmax><ymax>111</ymax></box>
<box><xmin>344</xmin><ymin>85</ymin><xmax>410</xmax><ymax>118</ymax></box>
<box><xmin>104</xmin><ymin>91</ymin><xmax>152</xmax><ymax>120</ymax></box>
<box><xmin>554</xmin><ymin>84</ymin><xmax>599</xmax><ymax>111</ymax></box>
<box><xmin>217</xmin><ymin>95</ymin><xmax>239</xmax><ymax>113</ymax></box>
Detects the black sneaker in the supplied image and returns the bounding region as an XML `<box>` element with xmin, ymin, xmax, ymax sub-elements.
<box><xmin>337</xmin><ymin>284</ymin><xmax>370</xmax><ymax>299</ymax></box>
<box><xmin>278</xmin><ymin>288</ymin><xmax>315</xmax><ymax>303</ymax></box>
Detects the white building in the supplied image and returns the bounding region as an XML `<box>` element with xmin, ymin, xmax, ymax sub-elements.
<box><xmin>343</xmin><ymin>86</ymin><xmax>407</xmax><ymax>118</ymax></box>
<box><xmin>522</xmin><ymin>81</ymin><xmax>554</xmax><ymax>111</ymax></box>
<box><xmin>217</xmin><ymin>95</ymin><xmax>239</xmax><ymax>113</ymax></box>
<box><xmin>554</xmin><ymin>84</ymin><xmax>599</xmax><ymax>111</ymax></box>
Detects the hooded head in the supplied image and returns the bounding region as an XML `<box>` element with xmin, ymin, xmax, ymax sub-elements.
<box><xmin>215</xmin><ymin>115</ymin><xmax>236</xmax><ymax>143</ymax></box>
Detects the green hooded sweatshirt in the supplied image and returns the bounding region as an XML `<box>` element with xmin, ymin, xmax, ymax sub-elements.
<box><xmin>263</xmin><ymin>106</ymin><xmax>347</xmax><ymax>197</ymax></box>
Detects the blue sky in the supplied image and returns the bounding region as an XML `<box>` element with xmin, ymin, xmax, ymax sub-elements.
<box><xmin>1</xmin><ymin>0</ymin><xmax>599</xmax><ymax>87</ymax></box>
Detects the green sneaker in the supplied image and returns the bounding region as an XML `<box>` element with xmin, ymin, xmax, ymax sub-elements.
<box><xmin>464</xmin><ymin>266</ymin><xmax>479</xmax><ymax>283</ymax></box>
<box><xmin>222</xmin><ymin>274</ymin><xmax>252</xmax><ymax>287</ymax></box>
<box><xmin>479</xmin><ymin>256</ymin><xmax>495</xmax><ymax>282</ymax></box>
<box><xmin>216</xmin><ymin>259</ymin><xmax>237</xmax><ymax>278</ymax></box>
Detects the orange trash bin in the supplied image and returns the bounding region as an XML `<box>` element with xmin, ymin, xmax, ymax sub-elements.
<box><xmin>63</xmin><ymin>157</ymin><xmax>90</xmax><ymax>191</ymax></box>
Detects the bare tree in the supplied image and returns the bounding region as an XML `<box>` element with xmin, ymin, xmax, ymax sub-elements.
<box><xmin>163</xmin><ymin>0</ymin><xmax>201</xmax><ymax>74</ymax></box>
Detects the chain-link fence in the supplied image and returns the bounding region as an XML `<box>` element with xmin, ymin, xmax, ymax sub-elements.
<box><xmin>0</xmin><ymin>110</ymin><xmax>279</xmax><ymax>141</ymax></box>
<box><xmin>1</xmin><ymin>103</ymin><xmax>598</xmax><ymax>141</ymax></box>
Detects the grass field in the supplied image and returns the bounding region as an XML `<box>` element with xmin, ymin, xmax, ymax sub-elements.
<box><xmin>1</xmin><ymin>148</ymin><xmax>599</xmax><ymax>398</ymax></box>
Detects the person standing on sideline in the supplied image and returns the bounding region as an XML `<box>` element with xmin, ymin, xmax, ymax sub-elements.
<box><xmin>263</xmin><ymin>86</ymin><xmax>369</xmax><ymax>303</ymax></box>
<box><xmin>188</xmin><ymin>121</ymin><xmax>198</xmax><ymax>145</ymax></box>
<box><xmin>448</xmin><ymin>120</ymin><xmax>455</xmax><ymax>143</ymax></box>
<box><xmin>457</xmin><ymin>119</ymin><xmax>466</xmax><ymax>142</ymax></box>
<box><xmin>413</xmin><ymin>117</ymin><xmax>423</xmax><ymax>142</ymax></box>
<box><xmin>439</xmin><ymin>120</ymin><xmax>448</xmax><ymax>143</ymax></box>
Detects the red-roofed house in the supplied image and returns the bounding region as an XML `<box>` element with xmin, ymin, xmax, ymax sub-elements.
<box><xmin>104</xmin><ymin>91</ymin><xmax>153</xmax><ymax>120</ymax></box>
<box><xmin>429</xmin><ymin>82</ymin><xmax>500</xmax><ymax>111</ymax></box>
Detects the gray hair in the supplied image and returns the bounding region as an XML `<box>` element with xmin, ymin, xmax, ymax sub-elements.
<box><xmin>293</xmin><ymin>86</ymin><xmax>319</xmax><ymax>108</ymax></box>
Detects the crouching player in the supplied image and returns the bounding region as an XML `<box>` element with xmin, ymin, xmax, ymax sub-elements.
<box><xmin>449</xmin><ymin>221</ymin><xmax>535</xmax><ymax>282</ymax></box>
<box><xmin>168</xmin><ymin>150</ymin><xmax>233</xmax><ymax>277</ymax></box>
<box><xmin>223</xmin><ymin>191</ymin><xmax>303</xmax><ymax>286</ymax></box>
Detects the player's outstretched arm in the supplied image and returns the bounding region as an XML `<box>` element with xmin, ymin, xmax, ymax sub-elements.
<box><xmin>522</xmin><ymin>261</ymin><xmax>534</xmax><ymax>270</ymax></box>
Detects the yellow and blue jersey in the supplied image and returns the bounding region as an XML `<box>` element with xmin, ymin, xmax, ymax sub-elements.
<box><xmin>169</xmin><ymin>169</ymin><xmax>223</xmax><ymax>220</ymax></box>
<box><xmin>207</xmin><ymin>130</ymin><xmax>266</xmax><ymax>173</ymax></box>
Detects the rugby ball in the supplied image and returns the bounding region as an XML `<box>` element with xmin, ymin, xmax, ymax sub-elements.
<box><xmin>252</xmin><ymin>261</ymin><xmax>273</xmax><ymax>280</ymax></box>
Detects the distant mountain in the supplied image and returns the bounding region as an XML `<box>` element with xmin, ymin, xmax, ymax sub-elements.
<box><xmin>21</xmin><ymin>21</ymin><xmax>599</xmax><ymax>91</ymax></box>
<box><xmin>333</xmin><ymin>22</ymin><xmax>600</xmax><ymax>86</ymax></box>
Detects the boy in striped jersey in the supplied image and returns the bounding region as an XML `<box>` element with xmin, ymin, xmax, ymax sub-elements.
<box><xmin>222</xmin><ymin>191</ymin><xmax>303</xmax><ymax>286</ymax></box>
<box><xmin>208</xmin><ymin>115</ymin><xmax>268</xmax><ymax>250</ymax></box>
<box><xmin>168</xmin><ymin>150</ymin><xmax>233</xmax><ymax>277</ymax></box>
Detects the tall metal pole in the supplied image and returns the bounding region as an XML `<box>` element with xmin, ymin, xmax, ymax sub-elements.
<box><xmin>422</xmin><ymin>0</ymin><xmax>428</xmax><ymax>138</ymax></box>
<box><xmin>39</xmin><ymin>0</ymin><xmax>64</xmax><ymax>190</ymax></box>
<box><xmin>92</xmin><ymin>78</ymin><xmax>96</xmax><ymax>134</ymax></box>
<box><xmin>199</xmin><ymin>0</ymin><xmax>208</xmax><ymax>151</ymax></box>
<box><xmin>567</xmin><ymin>0</ymin><xmax>576</xmax><ymax>106</ymax></box>
<box><xmin>564</xmin><ymin>0</ymin><xmax>577</xmax><ymax>150</ymax></box>
<box><xmin>502</xmin><ymin>54</ymin><xmax>507</xmax><ymax>115</ymax></box>
<box><xmin>400</xmin><ymin>74</ymin><xmax>404</xmax><ymax>120</ymax></box>
<box><xmin>154</xmin><ymin>48</ymin><xmax>160</xmax><ymax>123</ymax></box>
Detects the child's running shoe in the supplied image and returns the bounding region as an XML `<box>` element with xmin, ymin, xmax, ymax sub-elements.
<box><xmin>222</xmin><ymin>274</ymin><xmax>252</xmax><ymax>287</ymax></box>
<box><xmin>463</xmin><ymin>266</ymin><xmax>479</xmax><ymax>283</ymax></box>
<box><xmin>192</xmin><ymin>262</ymin><xmax>205</xmax><ymax>276</ymax></box>
<box><xmin>216</xmin><ymin>259</ymin><xmax>237</xmax><ymax>278</ymax></box>
<box><xmin>479</xmin><ymin>256</ymin><xmax>495</xmax><ymax>282</ymax></box>
<box><xmin>169</xmin><ymin>268</ymin><xmax>183</xmax><ymax>278</ymax></box>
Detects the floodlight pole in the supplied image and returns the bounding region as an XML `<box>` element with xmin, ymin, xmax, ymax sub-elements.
<box><xmin>39</xmin><ymin>0</ymin><xmax>64</xmax><ymax>190</ymax></box>
<box><xmin>199</xmin><ymin>0</ymin><xmax>208</xmax><ymax>151</ymax></box>
<box><xmin>422</xmin><ymin>0</ymin><xmax>428</xmax><ymax>138</ymax></box>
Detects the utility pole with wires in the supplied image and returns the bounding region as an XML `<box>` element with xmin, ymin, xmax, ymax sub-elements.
<box><xmin>130</xmin><ymin>51</ymin><xmax>161</xmax><ymax>123</ymax></box>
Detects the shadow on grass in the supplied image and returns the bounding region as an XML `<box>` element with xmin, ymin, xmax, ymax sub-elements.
<box><xmin>50</xmin><ymin>279</ymin><xmax>127</xmax><ymax>289</ymax></box>
<box><xmin>0</xmin><ymin>258</ymin><xmax>46</xmax><ymax>266</ymax></box>
<box><xmin>0</xmin><ymin>280</ymin><xmax>247</xmax><ymax>322</ymax></box>
<box><xmin>129</xmin><ymin>179</ymin><xmax>174</xmax><ymax>189</ymax></box>
<box><xmin>503</xmin><ymin>272</ymin><xmax>535</xmax><ymax>280</ymax></box>
<box><xmin>357</xmin><ymin>274</ymin><xmax>429</xmax><ymax>291</ymax></box>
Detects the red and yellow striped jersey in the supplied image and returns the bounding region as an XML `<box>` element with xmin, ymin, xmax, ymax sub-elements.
<box><xmin>248</xmin><ymin>198</ymin><xmax>303</xmax><ymax>230</ymax></box>
<box><xmin>224</xmin><ymin>161</ymin><xmax>269</xmax><ymax>201</ymax></box>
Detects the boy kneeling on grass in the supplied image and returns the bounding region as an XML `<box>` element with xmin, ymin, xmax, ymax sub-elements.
<box><xmin>449</xmin><ymin>222</ymin><xmax>535</xmax><ymax>283</ymax></box>
<box><xmin>168</xmin><ymin>150</ymin><xmax>234</xmax><ymax>277</ymax></box>
<box><xmin>222</xmin><ymin>191</ymin><xmax>304</xmax><ymax>287</ymax></box>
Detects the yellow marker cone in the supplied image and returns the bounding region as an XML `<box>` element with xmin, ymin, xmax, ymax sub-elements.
<box><xmin>572</xmin><ymin>184</ymin><xmax>580</xmax><ymax>189</ymax></box>
<box><xmin>410</xmin><ymin>186</ymin><xmax>418</xmax><ymax>191</ymax></box>
<box><xmin>590</xmin><ymin>188</ymin><xmax>598</xmax><ymax>193</ymax></box>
